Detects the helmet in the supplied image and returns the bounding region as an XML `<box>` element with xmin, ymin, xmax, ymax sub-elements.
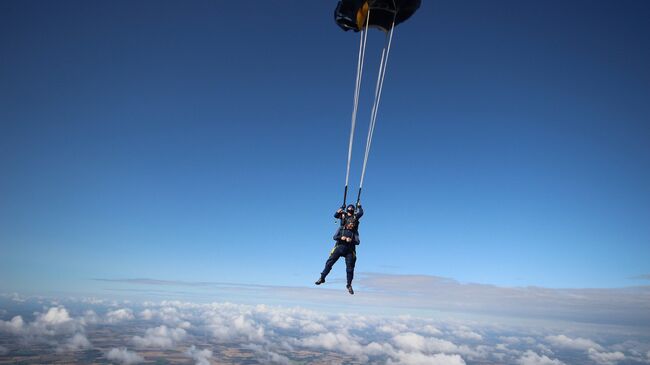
<box><xmin>346</xmin><ymin>204</ymin><xmax>356</xmax><ymax>212</ymax></box>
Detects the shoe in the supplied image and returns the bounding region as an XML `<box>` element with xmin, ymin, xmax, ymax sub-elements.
<box><xmin>315</xmin><ymin>278</ymin><xmax>325</xmax><ymax>285</ymax></box>
<box><xmin>346</xmin><ymin>284</ymin><xmax>354</xmax><ymax>295</ymax></box>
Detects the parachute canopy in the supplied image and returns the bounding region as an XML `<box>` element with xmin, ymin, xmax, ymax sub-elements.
<box><xmin>335</xmin><ymin>0</ymin><xmax>421</xmax><ymax>32</ymax></box>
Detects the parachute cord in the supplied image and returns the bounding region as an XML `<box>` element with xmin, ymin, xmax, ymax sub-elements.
<box><xmin>357</xmin><ymin>20</ymin><xmax>396</xmax><ymax>204</ymax></box>
<box><xmin>343</xmin><ymin>10</ymin><xmax>371</xmax><ymax>207</ymax></box>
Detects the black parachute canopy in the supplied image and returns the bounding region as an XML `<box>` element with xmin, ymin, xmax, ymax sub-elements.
<box><xmin>335</xmin><ymin>0</ymin><xmax>421</xmax><ymax>32</ymax></box>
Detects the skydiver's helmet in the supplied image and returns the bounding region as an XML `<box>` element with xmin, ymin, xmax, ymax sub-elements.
<box><xmin>346</xmin><ymin>204</ymin><xmax>356</xmax><ymax>214</ymax></box>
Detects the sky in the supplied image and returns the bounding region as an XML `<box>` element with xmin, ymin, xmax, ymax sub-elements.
<box><xmin>1</xmin><ymin>0</ymin><xmax>650</xmax><ymax>299</ymax></box>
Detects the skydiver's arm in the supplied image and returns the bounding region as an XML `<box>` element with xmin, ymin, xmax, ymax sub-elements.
<box><xmin>356</xmin><ymin>205</ymin><xmax>364</xmax><ymax>219</ymax></box>
<box><xmin>334</xmin><ymin>208</ymin><xmax>344</xmax><ymax>219</ymax></box>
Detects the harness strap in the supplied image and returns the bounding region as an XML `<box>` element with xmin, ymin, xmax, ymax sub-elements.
<box><xmin>343</xmin><ymin>10</ymin><xmax>371</xmax><ymax>207</ymax></box>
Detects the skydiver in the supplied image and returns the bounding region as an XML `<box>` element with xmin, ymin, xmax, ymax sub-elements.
<box><xmin>315</xmin><ymin>204</ymin><xmax>363</xmax><ymax>294</ymax></box>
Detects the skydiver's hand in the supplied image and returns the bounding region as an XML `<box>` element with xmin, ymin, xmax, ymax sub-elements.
<box><xmin>337</xmin><ymin>209</ymin><xmax>344</xmax><ymax>214</ymax></box>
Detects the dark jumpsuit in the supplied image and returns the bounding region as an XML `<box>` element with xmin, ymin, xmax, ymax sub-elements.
<box><xmin>320</xmin><ymin>206</ymin><xmax>364</xmax><ymax>285</ymax></box>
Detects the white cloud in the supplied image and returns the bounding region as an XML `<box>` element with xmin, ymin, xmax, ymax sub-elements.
<box><xmin>185</xmin><ymin>345</ymin><xmax>212</xmax><ymax>365</ymax></box>
<box><xmin>158</xmin><ymin>306</ymin><xmax>185</xmax><ymax>324</ymax></box>
<box><xmin>1</xmin><ymin>297</ymin><xmax>647</xmax><ymax>365</ymax></box>
<box><xmin>419</xmin><ymin>324</ymin><xmax>443</xmax><ymax>336</ymax></box>
<box><xmin>140</xmin><ymin>309</ymin><xmax>154</xmax><ymax>320</ymax></box>
<box><xmin>452</xmin><ymin>328</ymin><xmax>483</xmax><ymax>341</ymax></box>
<box><xmin>132</xmin><ymin>325</ymin><xmax>186</xmax><ymax>349</ymax></box>
<box><xmin>545</xmin><ymin>334</ymin><xmax>603</xmax><ymax>351</ymax></box>
<box><xmin>38</xmin><ymin>306</ymin><xmax>72</xmax><ymax>325</ymax></box>
<box><xmin>32</xmin><ymin>306</ymin><xmax>82</xmax><ymax>336</ymax></box>
<box><xmin>299</xmin><ymin>332</ymin><xmax>366</xmax><ymax>357</ymax></box>
<box><xmin>517</xmin><ymin>350</ymin><xmax>566</xmax><ymax>365</ymax></box>
<box><xmin>0</xmin><ymin>345</ymin><xmax>7</xmax><ymax>355</ymax></box>
<box><xmin>243</xmin><ymin>343</ymin><xmax>292</xmax><ymax>365</ymax></box>
<box><xmin>499</xmin><ymin>336</ymin><xmax>536</xmax><ymax>345</ymax></box>
<box><xmin>0</xmin><ymin>316</ymin><xmax>25</xmax><ymax>334</ymax></box>
<box><xmin>106</xmin><ymin>348</ymin><xmax>144</xmax><ymax>365</ymax></box>
<box><xmin>97</xmin><ymin>275</ymin><xmax>650</xmax><ymax>328</ymax></box>
<box><xmin>106</xmin><ymin>308</ymin><xmax>134</xmax><ymax>323</ymax></box>
<box><xmin>377</xmin><ymin>322</ymin><xmax>409</xmax><ymax>335</ymax></box>
<box><xmin>81</xmin><ymin>310</ymin><xmax>100</xmax><ymax>325</ymax></box>
<box><xmin>387</xmin><ymin>351</ymin><xmax>466</xmax><ymax>365</ymax></box>
<box><xmin>80</xmin><ymin>297</ymin><xmax>106</xmax><ymax>305</ymax></box>
<box><xmin>58</xmin><ymin>333</ymin><xmax>92</xmax><ymax>352</ymax></box>
<box><xmin>204</xmin><ymin>308</ymin><xmax>266</xmax><ymax>343</ymax></box>
<box><xmin>8</xmin><ymin>293</ymin><xmax>26</xmax><ymax>302</ymax></box>
<box><xmin>1</xmin><ymin>306</ymin><xmax>82</xmax><ymax>337</ymax></box>
<box><xmin>391</xmin><ymin>332</ymin><xmax>477</xmax><ymax>357</ymax></box>
<box><xmin>587</xmin><ymin>348</ymin><xmax>626</xmax><ymax>365</ymax></box>
<box><xmin>358</xmin><ymin>274</ymin><xmax>650</xmax><ymax>326</ymax></box>
<box><xmin>392</xmin><ymin>332</ymin><xmax>431</xmax><ymax>352</ymax></box>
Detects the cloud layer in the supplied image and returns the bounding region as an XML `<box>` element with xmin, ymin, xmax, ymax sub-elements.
<box><xmin>1</xmin><ymin>295</ymin><xmax>649</xmax><ymax>364</ymax></box>
<box><xmin>96</xmin><ymin>273</ymin><xmax>650</xmax><ymax>327</ymax></box>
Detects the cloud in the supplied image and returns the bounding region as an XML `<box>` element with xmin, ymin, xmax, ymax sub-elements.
<box><xmin>299</xmin><ymin>331</ymin><xmax>369</xmax><ymax>359</ymax></box>
<box><xmin>140</xmin><ymin>309</ymin><xmax>154</xmax><ymax>320</ymax></box>
<box><xmin>138</xmin><ymin>305</ymin><xmax>191</xmax><ymax>328</ymax></box>
<box><xmin>80</xmin><ymin>297</ymin><xmax>107</xmax><ymax>305</ymax></box>
<box><xmin>0</xmin><ymin>306</ymin><xmax>82</xmax><ymax>337</ymax></box>
<box><xmin>631</xmin><ymin>274</ymin><xmax>650</xmax><ymax>281</ymax></box>
<box><xmin>419</xmin><ymin>324</ymin><xmax>442</xmax><ymax>336</ymax></box>
<box><xmin>358</xmin><ymin>273</ymin><xmax>650</xmax><ymax>327</ymax></box>
<box><xmin>132</xmin><ymin>325</ymin><xmax>186</xmax><ymax>349</ymax></box>
<box><xmin>57</xmin><ymin>333</ymin><xmax>92</xmax><ymax>352</ymax></box>
<box><xmin>386</xmin><ymin>351</ymin><xmax>466</xmax><ymax>365</ymax></box>
<box><xmin>204</xmin><ymin>308</ymin><xmax>266</xmax><ymax>343</ymax></box>
<box><xmin>545</xmin><ymin>334</ymin><xmax>602</xmax><ymax>351</ymax></box>
<box><xmin>517</xmin><ymin>350</ymin><xmax>566</xmax><ymax>365</ymax></box>
<box><xmin>0</xmin><ymin>316</ymin><xmax>25</xmax><ymax>334</ymax></box>
<box><xmin>452</xmin><ymin>328</ymin><xmax>483</xmax><ymax>341</ymax></box>
<box><xmin>39</xmin><ymin>307</ymin><xmax>72</xmax><ymax>325</ymax></box>
<box><xmin>2</xmin><ymin>292</ymin><xmax>27</xmax><ymax>302</ymax></box>
<box><xmin>587</xmin><ymin>348</ymin><xmax>626</xmax><ymax>365</ymax></box>
<box><xmin>106</xmin><ymin>348</ymin><xmax>144</xmax><ymax>365</ymax></box>
<box><xmin>243</xmin><ymin>343</ymin><xmax>291</xmax><ymax>365</ymax></box>
<box><xmin>105</xmin><ymin>308</ymin><xmax>134</xmax><ymax>323</ymax></box>
<box><xmin>185</xmin><ymin>345</ymin><xmax>212</xmax><ymax>365</ymax></box>
<box><xmin>0</xmin><ymin>345</ymin><xmax>7</xmax><ymax>355</ymax></box>
<box><xmin>98</xmin><ymin>275</ymin><xmax>650</xmax><ymax>327</ymax></box>
<box><xmin>391</xmin><ymin>332</ymin><xmax>477</xmax><ymax>357</ymax></box>
<box><xmin>2</xmin><ymin>297</ymin><xmax>648</xmax><ymax>365</ymax></box>
<box><xmin>81</xmin><ymin>310</ymin><xmax>100</xmax><ymax>325</ymax></box>
<box><xmin>31</xmin><ymin>307</ymin><xmax>82</xmax><ymax>336</ymax></box>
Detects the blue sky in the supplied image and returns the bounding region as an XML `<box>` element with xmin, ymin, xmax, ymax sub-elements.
<box><xmin>1</xmin><ymin>0</ymin><xmax>649</xmax><ymax>296</ymax></box>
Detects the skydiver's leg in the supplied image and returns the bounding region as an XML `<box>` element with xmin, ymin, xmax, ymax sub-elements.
<box><xmin>344</xmin><ymin>248</ymin><xmax>357</xmax><ymax>294</ymax></box>
<box><xmin>344</xmin><ymin>249</ymin><xmax>357</xmax><ymax>285</ymax></box>
<box><xmin>317</xmin><ymin>246</ymin><xmax>342</xmax><ymax>283</ymax></box>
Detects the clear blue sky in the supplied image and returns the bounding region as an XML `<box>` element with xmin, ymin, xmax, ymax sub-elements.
<box><xmin>1</xmin><ymin>0</ymin><xmax>649</xmax><ymax>295</ymax></box>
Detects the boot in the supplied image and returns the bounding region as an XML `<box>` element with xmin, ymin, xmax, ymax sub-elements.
<box><xmin>315</xmin><ymin>277</ymin><xmax>325</xmax><ymax>285</ymax></box>
<box><xmin>346</xmin><ymin>284</ymin><xmax>354</xmax><ymax>295</ymax></box>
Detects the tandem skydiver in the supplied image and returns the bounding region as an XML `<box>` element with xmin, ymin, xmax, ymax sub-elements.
<box><xmin>315</xmin><ymin>204</ymin><xmax>364</xmax><ymax>295</ymax></box>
